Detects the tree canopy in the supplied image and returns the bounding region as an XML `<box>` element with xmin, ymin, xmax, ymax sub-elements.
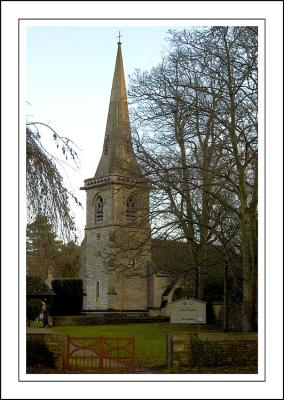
<box><xmin>26</xmin><ymin>213</ymin><xmax>80</xmax><ymax>280</ymax></box>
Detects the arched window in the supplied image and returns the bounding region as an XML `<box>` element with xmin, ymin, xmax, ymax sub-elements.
<box><xmin>95</xmin><ymin>195</ymin><xmax>104</xmax><ymax>222</ymax></box>
<box><xmin>126</xmin><ymin>196</ymin><xmax>136</xmax><ymax>221</ymax></box>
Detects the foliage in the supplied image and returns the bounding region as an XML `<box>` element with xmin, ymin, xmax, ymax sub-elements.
<box><xmin>203</xmin><ymin>264</ymin><xmax>243</xmax><ymax>304</ymax></box>
<box><xmin>26</xmin><ymin>340</ymin><xmax>55</xmax><ymax>368</ymax></box>
<box><xmin>50</xmin><ymin>279</ymin><xmax>83</xmax><ymax>316</ymax></box>
<box><xmin>26</xmin><ymin>214</ymin><xmax>80</xmax><ymax>279</ymax></box>
<box><xmin>26</xmin><ymin>121</ymin><xmax>82</xmax><ymax>242</ymax></box>
<box><xmin>54</xmin><ymin>241</ymin><xmax>80</xmax><ymax>278</ymax></box>
<box><xmin>26</xmin><ymin>299</ymin><xmax>43</xmax><ymax>321</ymax></box>
<box><xmin>26</xmin><ymin>214</ymin><xmax>58</xmax><ymax>278</ymax></box>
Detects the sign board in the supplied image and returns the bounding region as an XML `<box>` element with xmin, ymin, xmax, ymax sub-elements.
<box><xmin>169</xmin><ymin>298</ymin><xmax>206</xmax><ymax>324</ymax></box>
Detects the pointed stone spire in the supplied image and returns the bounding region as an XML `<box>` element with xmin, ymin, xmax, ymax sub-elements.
<box><xmin>94</xmin><ymin>41</ymin><xmax>141</xmax><ymax>179</ymax></box>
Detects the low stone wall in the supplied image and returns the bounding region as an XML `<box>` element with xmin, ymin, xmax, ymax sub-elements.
<box><xmin>168</xmin><ymin>333</ymin><xmax>257</xmax><ymax>369</ymax></box>
<box><xmin>51</xmin><ymin>313</ymin><xmax>169</xmax><ymax>326</ymax></box>
<box><xmin>27</xmin><ymin>331</ymin><xmax>65</xmax><ymax>372</ymax></box>
<box><xmin>192</xmin><ymin>339</ymin><xmax>257</xmax><ymax>367</ymax></box>
<box><xmin>170</xmin><ymin>334</ymin><xmax>195</xmax><ymax>367</ymax></box>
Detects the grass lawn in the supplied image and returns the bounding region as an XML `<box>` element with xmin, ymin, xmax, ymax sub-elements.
<box><xmin>50</xmin><ymin>322</ymin><xmax>192</xmax><ymax>368</ymax></box>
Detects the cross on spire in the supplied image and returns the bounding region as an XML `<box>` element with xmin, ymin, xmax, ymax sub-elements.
<box><xmin>117</xmin><ymin>30</ymin><xmax>122</xmax><ymax>44</ymax></box>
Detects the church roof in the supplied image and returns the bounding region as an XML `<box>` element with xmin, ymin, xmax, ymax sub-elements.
<box><xmin>94</xmin><ymin>41</ymin><xmax>142</xmax><ymax>180</ymax></box>
<box><xmin>151</xmin><ymin>239</ymin><xmax>194</xmax><ymax>275</ymax></box>
<box><xmin>151</xmin><ymin>239</ymin><xmax>239</xmax><ymax>276</ymax></box>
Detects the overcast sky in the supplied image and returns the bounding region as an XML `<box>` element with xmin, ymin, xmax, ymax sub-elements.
<box><xmin>26</xmin><ymin>24</ymin><xmax>189</xmax><ymax>241</ymax></box>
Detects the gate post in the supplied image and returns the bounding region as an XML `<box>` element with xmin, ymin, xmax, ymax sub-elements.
<box><xmin>63</xmin><ymin>335</ymin><xmax>69</xmax><ymax>372</ymax></box>
<box><xmin>98</xmin><ymin>336</ymin><xmax>104</xmax><ymax>370</ymax></box>
<box><xmin>167</xmin><ymin>334</ymin><xmax>173</xmax><ymax>369</ymax></box>
<box><xmin>130</xmin><ymin>336</ymin><xmax>135</xmax><ymax>370</ymax></box>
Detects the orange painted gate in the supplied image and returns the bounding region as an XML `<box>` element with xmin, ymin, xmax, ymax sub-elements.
<box><xmin>63</xmin><ymin>336</ymin><xmax>135</xmax><ymax>372</ymax></box>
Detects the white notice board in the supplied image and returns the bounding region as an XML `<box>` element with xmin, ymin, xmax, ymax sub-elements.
<box><xmin>170</xmin><ymin>298</ymin><xmax>206</xmax><ymax>324</ymax></box>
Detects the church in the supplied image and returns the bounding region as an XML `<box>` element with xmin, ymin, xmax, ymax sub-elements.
<box><xmin>79</xmin><ymin>39</ymin><xmax>203</xmax><ymax>313</ymax></box>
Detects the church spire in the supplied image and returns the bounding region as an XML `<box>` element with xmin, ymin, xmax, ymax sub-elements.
<box><xmin>94</xmin><ymin>39</ymin><xmax>141</xmax><ymax>179</ymax></box>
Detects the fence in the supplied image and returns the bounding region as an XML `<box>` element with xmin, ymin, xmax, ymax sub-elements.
<box><xmin>63</xmin><ymin>335</ymin><xmax>135</xmax><ymax>372</ymax></box>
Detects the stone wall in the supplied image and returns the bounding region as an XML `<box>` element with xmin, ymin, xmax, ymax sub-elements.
<box><xmin>192</xmin><ymin>339</ymin><xmax>257</xmax><ymax>367</ymax></box>
<box><xmin>52</xmin><ymin>313</ymin><xmax>169</xmax><ymax>326</ymax></box>
<box><xmin>168</xmin><ymin>333</ymin><xmax>257</xmax><ymax>369</ymax></box>
<box><xmin>27</xmin><ymin>331</ymin><xmax>65</xmax><ymax>372</ymax></box>
<box><xmin>170</xmin><ymin>334</ymin><xmax>193</xmax><ymax>368</ymax></box>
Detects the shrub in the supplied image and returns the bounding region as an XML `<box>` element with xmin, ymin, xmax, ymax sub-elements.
<box><xmin>27</xmin><ymin>299</ymin><xmax>43</xmax><ymax>321</ymax></box>
<box><xmin>26</xmin><ymin>340</ymin><xmax>55</xmax><ymax>367</ymax></box>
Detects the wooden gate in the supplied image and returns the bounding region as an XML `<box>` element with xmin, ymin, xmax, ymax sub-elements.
<box><xmin>63</xmin><ymin>336</ymin><xmax>135</xmax><ymax>372</ymax></box>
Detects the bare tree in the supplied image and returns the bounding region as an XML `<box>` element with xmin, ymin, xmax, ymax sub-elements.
<box><xmin>171</xmin><ymin>26</ymin><xmax>258</xmax><ymax>332</ymax></box>
<box><xmin>128</xmin><ymin>39</ymin><xmax>229</xmax><ymax>298</ymax></box>
<box><xmin>129</xmin><ymin>26</ymin><xmax>258</xmax><ymax>331</ymax></box>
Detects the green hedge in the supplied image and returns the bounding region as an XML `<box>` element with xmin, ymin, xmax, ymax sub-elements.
<box><xmin>49</xmin><ymin>279</ymin><xmax>83</xmax><ymax>316</ymax></box>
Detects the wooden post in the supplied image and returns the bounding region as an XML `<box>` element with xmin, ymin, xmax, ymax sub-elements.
<box><xmin>63</xmin><ymin>335</ymin><xmax>69</xmax><ymax>372</ymax></box>
<box><xmin>167</xmin><ymin>334</ymin><xmax>173</xmax><ymax>369</ymax></box>
<box><xmin>131</xmin><ymin>336</ymin><xmax>135</xmax><ymax>370</ymax></box>
<box><xmin>99</xmin><ymin>336</ymin><xmax>104</xmax><ymax>370</ymax></box>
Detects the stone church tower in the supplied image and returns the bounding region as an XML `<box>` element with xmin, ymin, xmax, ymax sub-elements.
<box><xmin>80</xmin><ymin>40</ymin><xmax>151</xmax><ymax>311</ymax></box>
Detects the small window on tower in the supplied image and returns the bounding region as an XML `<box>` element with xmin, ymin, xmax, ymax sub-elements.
<box><xmin>95</xmin><ymin>195</ymin><xmax>104</xmax><ymax>222</ymax></box>
<box><xmin>104</xmin><ymin>135</ymin><xmax>109</xmax><ymax>155</ymax></box>
<box><xmin>96</xmin><ymin>281</ymin><xmax>100</xmax><ymax>298</ymax></box>
<box><xmin>126</xmin><ymin>196</ymin><xmax>136</xmax><ymax>221</ymax></box>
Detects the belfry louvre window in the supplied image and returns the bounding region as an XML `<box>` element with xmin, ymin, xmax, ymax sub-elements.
<box><xmin>126</xmin><ymin>196</ymin><xmax>136</xmax><ymax>221</ymax></box>
<box><xmin>104</xmin><ymin>135</ymin><xmax>109</xmax><ymax>155</ymax></box>
<box><xmin>95</xmin><ymin>195</ymin><xmax>104</xmax><ymax>222</ymax></box>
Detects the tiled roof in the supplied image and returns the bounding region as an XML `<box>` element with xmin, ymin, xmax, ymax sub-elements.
<box><xmin>151</xmin><ymin>239</ymin><xmax>236</xmax><ymax>274</ymax></box>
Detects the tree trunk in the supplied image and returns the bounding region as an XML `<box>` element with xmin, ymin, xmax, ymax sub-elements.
<box><xmin>241</xmin><ymin>212</ymin><xmax>255</xmax><ymax>332</ymax></box>
<box><xmin>223</xmin><ymin>259</ymin><xmax>229</xmax><ymax>332</ymax></box>
<box><xmin>249</xmin><ymin>205</ymin><xmax>258</xmax><ymax>331</ymax></box>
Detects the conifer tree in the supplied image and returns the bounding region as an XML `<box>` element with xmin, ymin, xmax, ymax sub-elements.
<box><xmin>26</xmin><ymin>213</ymin><xmax>58</xmax><ymax>278</ymax></box>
